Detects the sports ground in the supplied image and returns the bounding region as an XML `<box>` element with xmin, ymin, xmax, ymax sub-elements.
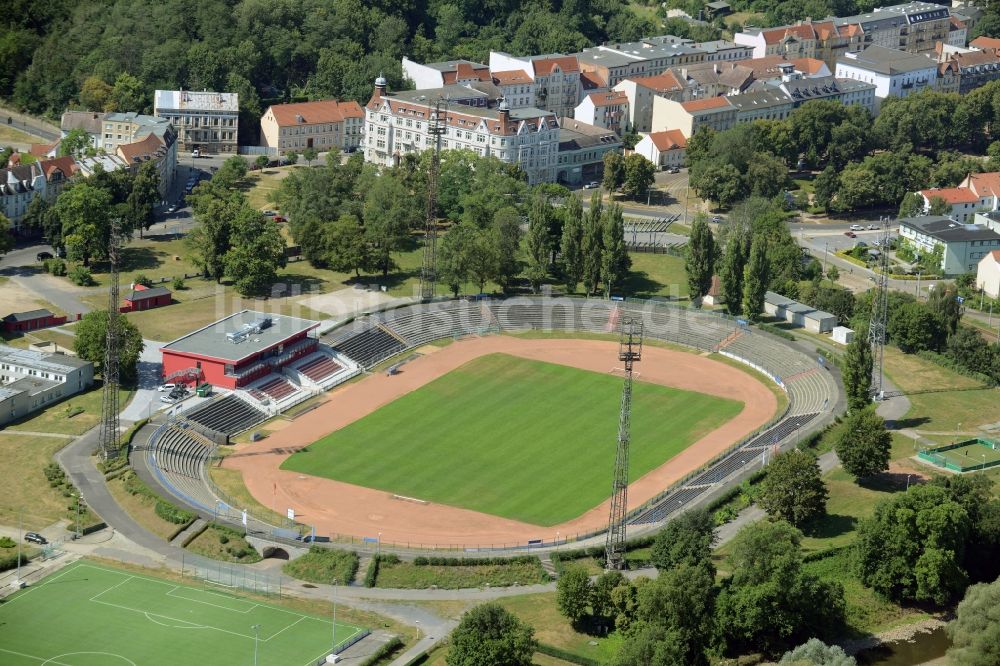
<box><xmin>224</xmin><ymin>337</ymin><xmax>778</xmax><ymax>546</ymax></box>
<box><xmin>0</xmin><ymin>561</ymin><xmax>363</xmax><ymax>666</ymax></box>
<box><xmin>927</xmin><ymin>440</ymin><xmax>1000</xmax><ymax>471</ymax></box>
<box><xmin>282</xmin><ymin>353</ymin><xmax>742</xmax><ymax>525</ymax></box>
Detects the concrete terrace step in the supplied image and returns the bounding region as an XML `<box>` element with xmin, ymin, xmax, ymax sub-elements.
<box><xmin>170</xmin><ymin>518</ymin><xmax>207</xmax><ymax>547</ymax></box>
<box><xmin>541</xmin><ymin>556</ymin><xmax>558</xmax><ymax>579</ymax></box>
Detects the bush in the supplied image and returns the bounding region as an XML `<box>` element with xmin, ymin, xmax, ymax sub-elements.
<box><xmin>0</xmin><ymin>536</ymin><xmax>16</xmax><ymax>548</ymax></box>
<box><xmin>535</xmin><ymin>643</ymin><xmax>600</xmax><ymax>666</ymax></box>
<box><xmin>364</xmin><ymin>553</ymin><xmax>400</xmax><ymax>587</ymax></box>
<box><xmin>759</xmin><ymin>322</ymin><xmax>796</xmax><ymax>341</ymax></box>
<box><xmin>133</xmin><ymin>273</ymin><xmax>153</xmax><ymax>287</ymax></box>
<box><xmin>44</xmin><ymin>258</ymin><xmax>67</xmax><ymax>275</ymax></box>
<box><xmin>0</xmin><ymin>552</ymin><xmax>29</xmax><ymax>572</ymax></box>
<box><xmin>359</xmin><ymin>636</ymin><xmax>404</xmax><ymax>666</ymax></box>
<box><xmin>283</xmin><ymin>547</ymin><xmax>360</xmax><ymax>585</ymax></box>
<box><xmin>68</xmin><ymin>266</ymin><xmax>94</xmax><ymax>286</ymax></box>
<box><xmin>154</xmin><ymin>499</ymin><xmax>194</xmax><ymax>525</ymax></box>
<box><xmin>172</xmin><ymin>276</ymin><xmax>186</xmax><ymax>290</ymax></box>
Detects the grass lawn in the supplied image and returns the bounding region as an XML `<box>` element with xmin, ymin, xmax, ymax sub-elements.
<box><xmin>799</xmin><ymin>468</ymin><xmax>901</xmax><ymax>554</ymax></box>
<box><xmin>374</xmin><ymin>558</ymin><xmax>548</xmax><ymax>589</ymax></box>
<box><xmin>282</xmin><ymin>353</ymin><xmax>742</xmax><ymax>525</ymax></box>
<box><xmin>621</xmin><ymin>252</ymin><xmax>689</xmax><ymax>300</ymax></box>
<box><xmin>926</xmin><ymin>440</ymin><xmax>1000</xmax><ymax>471</ymax></box>
<box><xmin>283</xmin><ymin>548</ymin><xmax>359</xmax><ymax>585</ymax></box>
<box><xmin>0</xmin><ymin>560</ymin><xmax>366</xmax><ymax>666</ymax></box>
<box><xmin>207</xmin><ymin>465</ymin><xmax>295</xmax><ymax>528</ymax></box>
<box><xmin>185</xmin><ymin>524</ymin><xmax>262</xmax><ymax>563</ymax></box>
<box><xmin>4</xmin><ymin>384</ymin><xmax>134</xmax><ymax>437</ymax></box>
<box><xmin>496</xmin><ymin>592</ymin><xmax>625</xmax><ymax>663</ymax></box>
<box><xmin>0</xmin><ymin>434</ymin><xmax>77</xmax><ymax>530</ymax></box>
<box><xmin>105</xmin><ymin>472</ymin><xmax>191</xmax><ymax>541</ymax></box>
<box><xmin>0</xmin><ymin>125</ymin><xmax>40</xmax><ymax>144</ymax></box>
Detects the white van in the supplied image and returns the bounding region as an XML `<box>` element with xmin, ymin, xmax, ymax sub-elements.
<box><xmin>192</xmin><ymin>149</ymin><xmax>200</xmax><ymax>158</ymax></box>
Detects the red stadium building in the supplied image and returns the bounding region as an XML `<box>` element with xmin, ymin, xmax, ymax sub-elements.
<box><xmin>160</xmin><ymin>310</ymin><xmax>320</xmax><ymax>388</ymax></box>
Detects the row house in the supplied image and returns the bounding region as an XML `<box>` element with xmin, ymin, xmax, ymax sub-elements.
<box><xmin>835</xmin><ymin>46</ymin><xmax>938</xmax><ymax>104</ymax></box>
<box><xmin>259</xmin><ymin>99</ymin><xmax>364</xmax><ymax>154</ymax></box>
<box><xmin>492</xmin><ymin>70</ymin><xmax>536</xmax><ymax>109</ymax></box>
<box><xmin>947</xmin><ymin>49</ymin><xmax>1000</xmax><ymax>95</ymax></box>
<box><xmin>116</xmin><ymin>129</ymin><xmax>178</xmax><ymax>198</ymax></box>
<box><xmin>363</xmin><ymin>77</ymin><xmax>560</xmax><ymax>185</ymax></box>
<box><xmin>727</xmin><ymin>88</ymin><xmax>795</xmax><ymax>123</ymax></box>
<box><xmin>898</xmin><ymin>215</ymin><xmax>1000</xmax><ymax>275</ymax></box>
<box><xmin>573</xmin><ymin>91</ymin><xmax>630</xmax><ymax>136</ymax></box>
<box><xmin>652</xmin><ymin>96</ymin><xmax>737</xmax><ymax>138</ymax></box>
<box><xmin>574</xmin><ymin>37</ymin><xmax>706</xmax><ymax>88</ymax></box>
<box><xmin>762</xmin><ymin>70</ymin><xmax>876</xmax><ymax>115</ymax></box>
<box><xmin>490</xmin><ymin>53</ymin><xmax>581</xmax><ymax>118</ymax></box>
<box><xmin>613</xmin><ymin>71</ymin><xmax>687</xmax><ymax>133</ymax></box>
<box><xmin>673</xmin><ymin>62</ymin><xmax>755</xmax><ymax>98</ymax></box>
<box><xmin>556</xmin><ymin>117</ymin><xmax>623</xmax><ymax>185</ymax></box>
<box><xmin>402</xmin><ymin>58</ymin><xmax>491</xmax><ymax>89</ymax></box>
<box><xmin>919</xmin><ymin>186</ymin><xmax>981</xmax><ymax>223</ymax></box>
<box><xmin>693</xmin><ymin>40</ymin><xmax>754</xmax><ymax>62</ymax></box>
<box><xmin>633</xmin><ymin>129</ymin><xmax>687</xmax><ymax>170</ymax></box>
<box><xmin>154</xmin><ymin>89</ymin><xmax>239</xmax><ymax>154</ymax></box>
<box><xmin>734</xmin><ymin>55</ymin><xmax>831</xmax><ymax>82</ymax></box>
<box><xmin>0</xmin><ymin>157</ymin><xmax>77</xmax><ymax>234</ymax></box>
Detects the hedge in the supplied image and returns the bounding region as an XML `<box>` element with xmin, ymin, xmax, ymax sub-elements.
<box><xmin>0</xmin><ymin>552</ymin><xmax>29</xmax><ymax>572</ymax></box>
<box><xmin>359</xmin><ymin>636</ymin><xmax>404</xmax><ymax>666</ymax></box>
<box><xmin>916</xmin><ymin>350</ymin><xmax>996</xmax><ymax>387</ymax></box>
<box><xmin>551</xmin><ymin>535</ymin><xmax>656</xmax><ymax>563</ymax></box>
<box><xmin>412</xmin><ymin>555</ymin><xmax>539</xmax><ymax>567</ymax></box>
<box><xmin>155</xmin><ymin>499</ymin><xmax>195</xmax><ymax>525</ymax></box>
<box><xmin>758</xmin><ymin>322</ymin><xmax>796</xmax><ymax>341</ymax></box>
<box><xmin>364</xmin><ymin>553</ymin><xmax>400</xmax><ymax>587</ymax></box>
<box><xmin>535</xmin><ymin>643</ymin><xmax>600</xmax><ymax>666</ymax></box>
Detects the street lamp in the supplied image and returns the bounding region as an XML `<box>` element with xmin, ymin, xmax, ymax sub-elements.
<box><xmin>251</xmin><ymin>624</ymin><xmax>261</xmax><ymax>666</ymax></box>
<box><xmin>377</xmin><ymin>532</ymin><xmax>382</xmax><ymax>557</ymax></box>
<box><xmin>906</xmin><ymin>474</ymin><xmax>912</xmax><ymax>490</ymax></box>
<box><xmin>331</xmin><ymin>578</ymin><xmax>338</xmax><ymax>655</ymax></box>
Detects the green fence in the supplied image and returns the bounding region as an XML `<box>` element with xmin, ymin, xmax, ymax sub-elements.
<box><xmin>918</xmin><ymin>438</ymin><xmax>1000</xmax><ymax>472</ymax></box>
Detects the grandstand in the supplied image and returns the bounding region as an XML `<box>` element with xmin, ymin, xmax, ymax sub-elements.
<box><xmin>143</xmin><ymin>296</ymin><xmax>839</xmax><ymax>549</ymax></box>
<box><xmin>185</xmin><ymin>394</ymin><xmax>267</xmax><ymax>435</ymax></box>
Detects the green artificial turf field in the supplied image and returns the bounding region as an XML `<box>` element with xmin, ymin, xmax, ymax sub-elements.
<box><xmin>933</xmin><ymin>441</ymin><xmax>1000</xmax><ymax>471</ymax></box>
<box><xmin>0</xmin><ymin>561</ymin><xmax>364</xmax><ymax>666</ymax></box>
<box><xmin>282</xmin><ymin>353</ymin><xmax>744</xmax><ymax>525</ymax></box>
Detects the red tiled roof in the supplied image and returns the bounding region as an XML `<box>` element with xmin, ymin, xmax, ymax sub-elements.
<box><xmin>952</xmin><ymin>50</ymin><xmax>1000</xmax><ymax>69</ymax></box>
<box><xmin>629</xmin><ymin>70</ymin><xmax>685</xmax><ymax>93</ymax></box>
<box><xmin>580</xmin><ymin>71</ymin><xmax>607</xmax><ymax>89</ymax></box>
<box><xmin>919</xmin><ymin>187</ymin><xmax>979</xmax><ymax>205</ymax></box>
<box><xmin>987</xmin><ymin>250</ymin><xmax>1000</xmax><ymax>263</ymax></box>
<box><xmin>950</xmin><ymin>16</ymin><xmax>966</xmax><ymax>30</ymax></box>
<box><xmin>533</xmin><ymin>56</ymin><xmax>579</xmax><ymax>75</ymax></box>
<box><xmin>588</xmin><ymin>91</ymin><xmax>627</xmax><ymax>107</ymax></box>
<box><xmin>762</xmin><ymin>24</ymin><xmax>817</xmax><ymax>45</ymax></box>
<box><xmin>39</xmin><ymin>156</ymin><xmax>78</xmax><ymax>180</ymax></box>
<box><xmin>118</xmin><ymin>133</ymin><xmax>163</xmax><ymax>163</ymax></box>
<box><xmin>648</xmin><ymin>129</ymin><xmax>687</xmax><ymax>151</ymax></box>
<box><xmin>966</xmin><ymin>172</ymin><xmax>1000</xmax><ymax>198</ymax></box>
<box><xmin>493</xmin><ymin>70</ymin><xmax>532</xmax><ymax>85</ymax></box>
<box><xmin>267</xmin><ymin>99</ymin><xmax>363</xmax><ymax>127</ymax></box>
<box><xmin>443</xmin><ymin>63</ymin><xmax>491</xmax><ymax>84</ymax></box>
<box><xmin>734</xmin><ymin>55</ymin><xmax>826</xmax><ymax>79</ymax></box>
<box><xmin>680</xmin><ymin>96</ymin><xmax>732</xmax><ymax>112</ymax></box>
<box><xmin>971</xmin><ymin>36</ymin><xmax>1000</xmax><ymax>51</ymax></box>
<box><xmin>29</xmin><ymin>142</ymin><xmax>56</xmax><ymax>158</ymax></box>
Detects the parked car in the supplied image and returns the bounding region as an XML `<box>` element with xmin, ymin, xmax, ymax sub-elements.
<box><xmin>666</xmin><ymin>166</ymin><xmax>680</xmax><ymax>174</ymax></box>
<box><xmin>273</xmin><ymin>215</ymin><xmax>287</xmax><ymax>223</ymax></box>
<box><xmin>166</xmin><ymin>203</ymin><xmax>177</xmax><ymax>213</ymax></box>
<box><xmin>845</xmin><ymin>231</ymin><xmax>856</xmax><ymax>238</ymax></box>
<box><xmin>158</xmin><ymin>383</ymin><xmax>176</xmax><ymax>392</ymax></box>
<box><xmin>850</xmin><ymin>224</ymin><xmax>864</xmax><ymax>231</ymax></box>
<box><xmin>36</xmin><ymin>251</ymin><xmax>53</xmax><ymax>262</ymax></box>
<box><xmin>24</xmin><ymin>532</ymin><xmax>47</xmax><ymax>545</ymax></box>
<box><xmin>711</xmin><ymin>216</ymin><xmax>724</xmax><ymax>223</ymax></box>
<box><xmin>192</xmin><ymin>148</ymin><xmax>200</xmax><ymax>158</ymax></box>
<box><xmin>262</xmin><ymin>210</ymin><xmax>276</xmax><ymax>217</ymax></box>
<box><xmin>583</xmin><ymin>181</ymin><xmax>599</xmax><ymax>189</ymax></box>
<box><xmin>160</xmin><ymin>394</ymin><xmax>177</xmax><ymax>404</ymax></box>
<box><xmin>868</xmin><ymin>224</ymin><xmax>879</xmax><ymax>230</ymax></box>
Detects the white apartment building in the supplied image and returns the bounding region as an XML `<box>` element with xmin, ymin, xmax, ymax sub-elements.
<box><xmin>492</xmin><ymin>70</ymin><xmax>536</xmax><ymax>109</ymax></box>
<box><xmin>0</xmin><ymin>344</ymin><xmax>94</xmax><ymax>426</ymax></box>
<box><xmin>634</xmin><ymin>129</ymin><xmax>687</xmax><ymax>170</ymax></box>
<box><xmin>574</xmin><ymin>36</ymin><xmax>707</xmax><ymax>88</ymax></box>
<box><xmin>0</xmin><ymin>157</ymin><xmax>77</xmax><ymax>234</ymax></box>
<box><xmin>154</xmin><ymin>89</ymin><xmax>239</xmax><ymax>154</ymax></box>
<box><xmin>402</xmin><ymin>58</ymin><xmax>491</xmax><ymax>89</ymax></box>
<box><xmin>573</xmin><ymin>91</ymin><xmax>630</xmax><ymax>136</ymax></box>
<box><xmin>260</xmin><ymin>100</ymin><xmax>364</xmax><ymax>154</ymax></box>
<box><xmin>763</xmin><ymin>69</ymin><xmax>876</xmax><ymax>115</ymax></box>
<box><xmin>490</xmin><ymin>53</ymin><xmax>582</xmax><ymax>118</ymax></box>
<box><xmin>613</xmin><ymin>71</ymin><xmax>688</xmax><ymax>132</ymax></box>
<box><xmin>727</xmin><ymin>89</ymin><xmax>795</xmax><ymax>123</ymax></box>
<box><xmin>899</xmin><ymin>215</ymin><xmax>1000</xmax><ymax>275</ymax></box>
<box><xmin>835</xmin><ymin>46</ymin><xmax>938</xmax><ymax>102</ymax></box>
<box><xmin>364</xmin><ymin>77</ymin><xmax>560</xmax><ymax>185</ymax></box>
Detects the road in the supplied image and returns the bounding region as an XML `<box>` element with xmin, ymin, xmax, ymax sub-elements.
<box><xmin>0</xmin><ymin>105</ymin><xmax>60</xmax><ymax>143</ymax></box>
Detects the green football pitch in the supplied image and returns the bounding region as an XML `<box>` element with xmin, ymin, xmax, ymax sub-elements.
<box><xmin>282</xmin><ymin>353</ymin><xmax>743</xmax><ymax>525</ymax></box>
<box><xmin>0</xmin><ymin>561</ymin><xmax>364</xmax><ymax>666</ymax></box>
<box><xmin>935</xmin><ymin>441</ymin><xmax>1000</xmax><ymax>470</ymax></box>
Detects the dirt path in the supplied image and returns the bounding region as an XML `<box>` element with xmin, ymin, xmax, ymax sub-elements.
<box><xmin>223</xmin><ymin>337</ymin><xmax>777</xmax><ymax>547</ymax></box>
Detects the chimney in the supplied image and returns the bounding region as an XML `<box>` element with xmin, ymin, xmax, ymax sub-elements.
<box><xmin>498</xmin><ymin>97</ymin><xmax>510</xmax><ymax>133</ymax></box>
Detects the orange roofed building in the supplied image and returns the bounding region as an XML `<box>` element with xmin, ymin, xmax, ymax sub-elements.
<box><xmin>260</xmin><ymin>99</ymin><xmax>364</xmax><ymax>154</ymax></box>
<box><xmin>651</xmin><ymin>95</ymin><xmax>736</xmax><ymax>137</ymax></box>
<box><xmin>634</xmin><ymin>129</ymin><xmax>687</xmax><ymax>169</ymax></box>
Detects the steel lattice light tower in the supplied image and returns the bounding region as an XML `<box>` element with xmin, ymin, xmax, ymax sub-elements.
<box><xmin>98</xmin><ymin>219</ymin><xmax>123</xmax><ymax>460</ymax></box>
<box><xmin>868</xmin><ymin>216</ymin><xmax>891</xmax><ymax>401</ymax></box>
<box><xmin>419</xmin><ymin>97</ymin><xmax>448</xmax><ymax>301</ymax></box>
<box><xmin>605</xmin><ymin>317</ymin><xmax>643</xmax><ymax>570</ymax></box>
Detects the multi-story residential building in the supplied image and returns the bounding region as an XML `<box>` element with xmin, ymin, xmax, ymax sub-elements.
<box><xmin>976</xmin><ymin>250</ymin><xmax>1000</xmax><ymax>298</ymax></box>
<box><xmin>633</xmin><ymin>129</ymin><xmax>687</xmax><ymax>170</ymax></box>
<box><xmin>736</xmin><ymin>2</ymin><xmax>957</xmax><ymax>69</ymax></box>
<box><xmin>969</xmin><ymin>36</ymin><xmax>1000</xmax><ymax>52</ymax></box>
<box><xmin>556</xmin><ymin>117</ymin><xmax>622</xmax><ymax>185</ymax></box>
<box><xmin>734</xmin><ymin>56</ymin><xmax>831</xmax><ymax>82</ymax></box>
<box><xmin>613</xmin><ymin>71</ymin><xmax>688</xmax><ymax>132</ymax></box>
<box><xmin>364</xmin><ymin>77</ymin><xmax>559</xmax><ymax>184</ymax></box>
<box><xmin>727</xmin><ymin>89</ymin><xmax>795</xmax><ymax>123</ymax></box>
<box><xmin>962</xmin><ymin>172</ymin><xmax>1000</xmax><ymax>211</ymax></box>
<box><xmin>574</xmin><ymin>37</ymin><xmax>706</xmax><ymax>88</ymax></box>
<box><xmin>898</xmin><ymin>215</ymin><xmax>1000</xmax><ymax>275</ymax></box>
<box><xmin>573</xmin><ymin>91</ymin><xmax>630</xmax><ymax>136</ymax></box>
<box><xmin>835</xmin><ymin>46</ymin><xmax>938</xmax><ymax>103</ymax></box>
<box><xmin>0</xmin><ymin>344</ymin><xmax>94</xmax><ymax>426</ymax></box>
<box><xmin>260</xmin><ymin>100</ymin><xmax>364</xmax><ymax>154</ymax></box>
<box><xmin>402</xmin><ymin>58</ymin><xmax>491</xmax><ymax>89</ymax></box>
<box><xmin>154</xmin><ymin>89</ymin><xmax>239</xmax><ymax>154</ymax></box>
<box><xmin>693</xmin><ymin>40</ymin><xmax>754</xmax><ymax>62</ymax></box>
<box><xmin>652</xmin><ymin>96</ymin><xmax>737</xmax><ymax>137</ymax></box>
<box><xmin>117</xmin><ymin>132</ymin><xmax>177</xmax><ymax>198</ymax></box>
<box><xmin>761</xmin><ymin>70</ymin><xmax>876</xmax><ymax>114</ymax></box>
<box><xmin>918</xmin><ymin>187</ymin><xmax>981</xmax><ymax>223</ymax></box>
<box><xmin>492</xmin><ymin>70</ymin><xmax>536</xmax><ymax>109</ymax></box>
<box><xmin>0</xmin><ymin>157</ymin><xmax>77</xmax><ymax>234</ymax></box>
<box><xmin>946</xmin><ymin>49</ymin><xmax>1000</xmax><ymax>95</ymax></box>
<box><xmin>673</xmin><ymin>62</ymin><xmax>756</xmax><ymax>98</ymax></box>
<box><xmin>948</xmin><ymin>16</ymin><xmax>969</xmax><ymax>48</ymax></box>
<box><xmin>490</xmin><ymin>53</ymin><xmax>582</xmax><ymax>118</ymax></box>
<box><xmin>74</xmin><ymin>154</ymin><xmax>130</xmax><ymax>179</ymax></box>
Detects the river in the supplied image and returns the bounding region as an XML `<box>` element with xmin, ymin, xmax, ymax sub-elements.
<box><xmin>856</xmin><ymin>625</ymin><xmax>951</xmax><ymax>665</ymax></box>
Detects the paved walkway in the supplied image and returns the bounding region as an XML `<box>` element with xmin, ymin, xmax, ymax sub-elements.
<box><xmin>1</xmin><ymin>430</ymin><xmax>76</xmax><ymax>438</ymax></box>
<box><xmin>0</xmin><ymin>105</ymin><xmax>60</xmax><ymax>142</ymax></box>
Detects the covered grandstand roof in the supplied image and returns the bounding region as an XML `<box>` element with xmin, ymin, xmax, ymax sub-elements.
<box><xmin>161</xmin><ymin>310</ymin><xmax>319</xmax><ymax>363</ymax></box>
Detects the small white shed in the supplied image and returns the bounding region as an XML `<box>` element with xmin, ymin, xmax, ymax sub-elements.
<box><xmin>832</xmin><ymin>326</ymin><xmax>855</xmax><ymax>345</ymax></box>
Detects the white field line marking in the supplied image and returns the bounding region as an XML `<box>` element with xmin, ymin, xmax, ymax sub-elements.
<box><xmin>143</xmin><ymin>611</ymin><xmax>209</xmax><ymax>629</ymax></box>
<box><xmin>90</xmin><ymin>597</ymin><xmax>260</xmax><ymax>641</ymax></box>
<box><xmin>0</xmin><ymin>646</ymin><xmax>72</xmax><ymax>665</ymax></box>
<box><xmin>166</xmin><ymin>586</ymin><xmax>258</xmax><ymax>614</ymax></box>
<box><xmin>300</xmin><ymin>628</ymin><xmax>364</xmax><ymax>666</ymax></box>
<box><xmin>0</xmin><ymin>563</ymin><xmax>82</xmax><ymax>610</ymax></box>
<box><xmin>89</xmin><ymin>575</ymin><xmax>136</xmax><ymax>602</ymax></box>
<box><xmin>262</xmin><ymin>615</ymin><xmax>305</xmax><ymax>642</ymax></box>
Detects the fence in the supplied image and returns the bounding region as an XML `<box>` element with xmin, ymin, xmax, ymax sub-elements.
<box><xmin>182</xmin><ymin>558</ymin><xmax>283</xmax><ymax>597</ymax></box>
<box><xmin>918</xmin><ymin>438</ymin><xmax>1000</xmax><ymax>472</ymax></box>
<box><xmin>238</xmin><ymin>145</ymin><xmax>278</xmax><ymax>157</ymax></box>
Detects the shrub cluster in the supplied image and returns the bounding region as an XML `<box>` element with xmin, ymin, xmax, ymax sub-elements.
<box><xmin>412</xmin><ymin>555</ymin><xmax>538</xmax><ymax>567</ymax></box>
<box><xmin>43</xmin><ymin>258</ymin><xmax>67</xmax><ymax>275</ymax></box>
<box><xmin>154</xmin><ymin>500</ymin><xmax>195</xmax><ymax>525</ymax></box>
<box><xmin>68</xmin><ymin>265</ymin><xmax>94</xmax><ymax>286</ymax></box>
<box><xmin>364</xmin><ymin>553</ymin><xmax>400</xmax><ymax>587</ymax></box>
<box><xmin>0</xmin><ymin>536</ymin><xmax>16</xmax><ymax>548</ymax></box>
<box><xmin>358</xmin><ymin>636</ymin><xmax>404</xmax><ymax>666</ymax></box>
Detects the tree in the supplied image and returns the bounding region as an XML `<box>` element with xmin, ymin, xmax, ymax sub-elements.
<box><xmin>52</xmin><ymin>183</ymin><xmax>113</xmax><ymax>265</ymax></box>
<box><xmin>758</xmin><ymin>450</ymin><xmax>828</xmax><ymax>526</ymax></box>
<box><xmin>612</xmin><ymin>622</ymin><xmax>687</xmax><ymax>666</ymax></box>
<box><xmin>650</xmin><ymin>508</ymin><xmax>715</xmax><ymax>573</ymax></box>
<box><xmin>747</xmin><ymin>151</ymin><xmax>788</xmax><ymax>199</ymax></box>
<box><xmin>22</xmin><ymin>193</ymin><xmax>50</xmax><ymax>235</ymax></box>
<box><xmin>79</xmin><ymin>75</ymin><xmax>112</xmax><ymax>111</ymax></box>
<box><xmin>556</xmin><ymin>565</ymin><xmax>592</xmax><ymax>625</ymax></box>
<box><xmin>58</xmin><ymin>128</ymin><xmax>92</xmax><ymax>158</ymax></box>
<box><xmin>324</xmin><ymin>213</ymin><xmax>369</xmax><ymax>277</ymax></box>
<box><xmin>855</xmin><ymin>484</ymin><xmax>970</xmax><ymax>605</ymax></box>
<box><xmin>0</xmin><ymin>213</ymin><xmax>12</xmax><ymax>255</ymax></box>
<box><xmin>254</xmin><ymin>155</ymin><xmax>269</xmax><ymax>171</ymax></box>
<box><xmin>363</xmin><ymin>173</ymin><xmax>419</xmax><ymax>276</ymax></box>
<box><xmin>224</xmin><ymin>209</ymin><xmax>287</xmax><ymax>296</ymax></box>
<box><xmin>843</xmin><ymin>323</ymin><xmax>874</xmax><ymax>411</ymax></box>
<box><xmin>835</xmin><ymin>407</ymin><xmax>891</xmax><ymax>480</ymax></box>
<box><xmin>928</xmin><ymin>195</ymin><xmax>951</xmax><ymax>216</ymax></box>
<box><xmin>108</xmin><ymin>72</ymin><xmax>146</xmax><ymax>113</ymax></box>
<box><xmin>447</xmin><ymin>602</ymin><xmax>536</xmax><ymax>666</ymax></box>
<box><xmin>636</xmin><ymin>562</ymin><xmax>718</xmax><ymax>665</ymax></box>
<box><xmin>780</xmin><ymin>639</ymin><xmax>856</xmax><ymax>665</ymax></box>
<box><xmin>186</xmin><ymin>195</ymin><xmax>237</xmax><ymax>282</ymax></box>
<box><xmin>561</xmin><ymin>195</ymin><xmax>585</xmax><ymax>292</ymax></box>
<box><xmin>947</xmin><ymin>579</ymin><xmax>1000</xmax><ymax>666</ymax></box>
<box><xmin>622</xmin><ymin>153</ymin><xmax>655</xmax><ymax>200</ymax></box>
<box><xmin>692</xmin><ymin>162</ymin><xmax>744</xmax><ymax>208</ymax></box>
<box><xmin>286</xmin><ymin>150</ymin><xmax>299</xmax><ymax>165</ymax></box>
<box><xmin>741</xmin><ymin>233</ymin><xmax>768</xmax><ymax>321</ymax></box>
<box><xmin>582</xmin><ymin>191</ymin><xmax>604</xmax><ymax>296</ymax></box>
<box><xmin>525</xmin><ymin>193</ymin><xmax>552</xmax><ymax>292</ymax></box>
<box><xmin>492</xmin><ymin>207</ymin><xmax>522</xmax><ymax>292</ymax></box>
<box><xmin>813</xmin><ymin>166</ymin><xmax>840</xmax><ymax>213</ymax></box>
<box><xmin>716</xmin><ymin>520</ymin><xmax>845</xmax><ymax>656</ymax></box>
<box><xmin>73</xmin><ymin>311</ymin><xmax>145</xmax><ymax>381</ymax></box>
<box><xmin>126</xmin><ymin>161</ymin><xmax>160</xmax><ymax>238</ymax></box>
<box><xmin>685</xmin><ymin>215</ymin><xmax>715</xmax><ymax>302</ymax></box>
<box><xmin>889</xmin><ymin>300</ymin><xmax>945</xmax><ymax>353</ymax></box>
<box><xmin>720</xmin><ymin>223</ymin><xmax>749</xmax><ymax>315</ymax></box>
<box><xmin>601</xmin><ymin>203</ymin><xmax>630</xmax><ymax>298</ymax></box>
<box><xmin>591</xmin><ymin>570</ymin><xmax>625</xmax><ymax>624</ymax></box>
<box><xmin>898</xmin><ymin>191</ymin><xmax>924</xmax><ymax>218</ymax></box>
<box><xmin>437</xmin><ymin>221</ymin><xmax>474</xmax><ymax>297</ymax></box>
<box><xmin>602</xmin><ymin>151</ymin><xmax>625</xmax><ymax>192</ymax></box>
<box><xmin>302</xmin><ymin>146</ymin><xmax>318</xmax><ymax>165</ymax></box>
<box><xmin>927</xmin><ymin>284</ymin><xmax>962</xmax><ymax>337</ymax></box>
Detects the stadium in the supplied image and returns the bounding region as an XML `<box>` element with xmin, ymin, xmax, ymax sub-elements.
<box><xmin>138</xmin><ymin>296</ymin><xmax>840</xmax><ymax>551</ymax></box>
